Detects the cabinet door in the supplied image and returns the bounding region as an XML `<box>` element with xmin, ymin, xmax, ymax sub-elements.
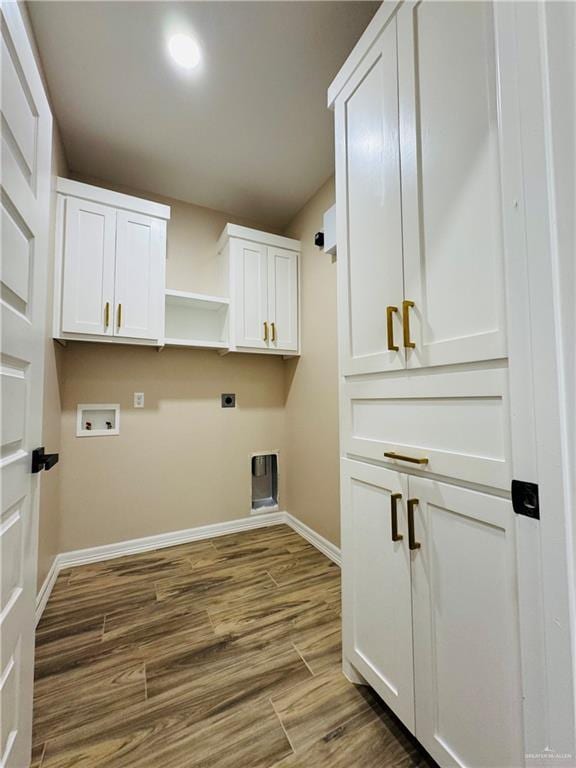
<box><xmin>335</xmin><ymin>15</ymin><xmax>405</xmax><ymax>376</ymax></box>
<box><xmin>398</xmin><ymin>2</ymin><xmax>506</xmax><ymax>368</ymax></box>
<box><xmin>232</xmin><ymin>238</ymin><xmax>269</xmax><ymax>349</ymax></box>
<box><xmin>267</xmin><ymin>246</ymin><xmax>298</xmax><ymax>352</ymax></box>
<box><xmin>61</xmin><ymin>197</ymin><xmax>115</xmax><ymax>336</ymax></box>
<box><xmin>409</xmin><ymin>477</ymin><xmax>523</xmax><ymax>767</ymax></box>
<box><xmin>341</xmin><ymin>459</ymin><xmax>415</xmax><ymax>730</ymax></box>
<box><xmin>114</xmin><ymin>210</ymin><xmax>164</xmax><ymax>340</ymax></box>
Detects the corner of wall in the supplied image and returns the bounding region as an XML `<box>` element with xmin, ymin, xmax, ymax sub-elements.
<box><xmin>282</xmin><ymin>175</ymin><xmax>340</xmax><ymax>547</ymax></box>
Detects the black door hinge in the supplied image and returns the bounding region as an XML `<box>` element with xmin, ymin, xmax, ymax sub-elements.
<box><xmin>31</xmin><ymin>447</ymin><xmax>59</xmax><ymax>474</ymax></box>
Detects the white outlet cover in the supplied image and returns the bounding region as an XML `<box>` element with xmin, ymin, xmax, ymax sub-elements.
<box><xmin>134</xmin><ymin>392</ymin><xmax>144</xmax><ymax>408</ymax></box>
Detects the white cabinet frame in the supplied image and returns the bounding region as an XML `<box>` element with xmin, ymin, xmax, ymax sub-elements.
<box><xmin>494</xmin><ymin>2</ymin><xmax>576</xmax><ymax>762</ymax></box>
<box><xmin>53</xmin><ymin>178</ymin><xmax>170</xmax><ymax>346</ymax></box>
<box><xmin>218</xmin><ymin>224</ymin><xmax>300</xmax><ymax>357</ymax></box>
<box><xmin>330</xmin><ymin>0</ymin><xmax>576</xmax><ymax>762</ymax></box>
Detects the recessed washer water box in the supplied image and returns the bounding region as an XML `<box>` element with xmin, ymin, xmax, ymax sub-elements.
<box><xmin>76</xmin><ymin>404</ymin><xmax>120</xmax><ymax>437</ymax></box>
<box><xmin>251</xmin><ymin>453</ymin><xmax>278</xmax><ymax>514</ymax></box>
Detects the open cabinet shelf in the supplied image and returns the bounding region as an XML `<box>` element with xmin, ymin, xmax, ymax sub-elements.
<box><xmin>164</xmin><ymin>289</ymin><xmax>230</xmax><ymax>349</ymax></box>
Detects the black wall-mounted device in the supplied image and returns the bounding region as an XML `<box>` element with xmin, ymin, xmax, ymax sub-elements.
<box><xmin>314</xmin><ymin>231</ymin><xmax>324</xmax><ymax>248</ymax></box>
<box><xmin>221</xmin><ymin>393</ymin><xmax>236</xmax><ymax>408</ymax></box>
<box><xmin>511</xmin><ymin>480</ymin><xmax>540</xmax><ymax>519</ymax></box>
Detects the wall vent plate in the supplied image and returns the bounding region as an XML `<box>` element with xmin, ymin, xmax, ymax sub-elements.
<box><xmin>77</xmin><ymin>404</ymin><xmax>120</xmax><ymax>437</ymax></box>
<box><xmin>221</xmin><ymin>393</ymin><xmax>236</xmax><ymax>408</ymax></box>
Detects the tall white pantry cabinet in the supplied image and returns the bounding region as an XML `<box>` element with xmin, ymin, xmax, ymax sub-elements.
<box><xmin>331</xmin><ymin>3</ymin><xmax>527</xmax><ymax>767</ymax></box>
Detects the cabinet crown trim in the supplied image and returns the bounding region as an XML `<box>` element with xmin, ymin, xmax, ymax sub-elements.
<box><xmin>217</xmin><ymin>223</ymin><xmax>300</xmax><ymax>254</ymax></box>
<box><xmin>56</xmin><ymin>177</ymin><xmax>171</xmax><ymax>220</ymax></box>
<box><xmin>327</xmin><ymin>1</ymin><xmax>401</xmax><ymax>109</ymax></box>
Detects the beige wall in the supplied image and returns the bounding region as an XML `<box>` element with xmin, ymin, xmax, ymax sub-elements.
<box><xmin>39</xmin><ymin>168</ymin><xmax>338</xmax><ymax>562</ymax></box>
<box><xmin>28</xmin><ymin>7</ymin><xmax>340</xmax><ymax>584</ymax></box>
<box><xmin>283</xmin><ymin>177</ymin><xmax>340</xmax><ymax>546</ymax></box>
<box><xmin>53</xmin><ymin>179</ymin><xmax>286</xmax><ymax>552</ymax></box>
<box><xmin>36</xmin><ymin>153</ymin><xmax>339</xmax><ymax>562</ymax></box>
<box><xmin>58</xmin><ymin>344</ymin><xmax>285</xmax><ymax>551</ymax></box>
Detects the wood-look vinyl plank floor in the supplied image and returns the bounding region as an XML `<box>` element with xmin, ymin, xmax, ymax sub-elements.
<box><xmin>34</xmin><ymin>524</ymin><xmax>435</xmax><ymax>768</ymax></box>
<box><xmin>270</xmin><ymin>669</ymin><xmax>374</xmax><ymax>752</ymax></box>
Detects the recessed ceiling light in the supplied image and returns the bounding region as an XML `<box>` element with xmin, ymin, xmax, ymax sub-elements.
<box><xmin>168</xmin><ymin>33</ymin><xmax>201</xmax><ymax>70</ymax></box>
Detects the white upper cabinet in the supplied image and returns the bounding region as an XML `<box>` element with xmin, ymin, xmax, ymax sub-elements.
<box><xmin>54</xmin><ymin>178</ymin><xmax>169</xmax><ymax>345</ymax></box>
<box><xmin>268</xmin><ymin>246</ymin><xmax>298</xmax><ymax>352</ymax></box>
<box><xmin>219</xmin><ymin>225</ymin><xmax>300</xmax><ymax>356</ymax></box>
<box><xmin>115</xmin><ymin>210</ymin><xmax>165</xmax><ymax>340</ymax></box>
<box><xmin>335</xmin><ymin>18</ymin><xmax>404</xmax><ymax>376</ymax></box>
<box><xmin>398</xmin><ymin>1</ymin><xmax>506</xmax><ymax>369</ymax></box>
<box><xmin>333</xmin><ymin>2</ymin><xmax>506</xmax><ymax>376</ymax></box>
<box><xmin>232</xmin><ymin>238</ymin><xmax>269</xmax><ymax>350</ymax></box>
<box><xmin>61</xmin><ymin>197</ymin><xmax>116</xmax><ymax>336</ymax></box>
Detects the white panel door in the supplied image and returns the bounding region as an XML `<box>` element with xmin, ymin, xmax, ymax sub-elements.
<box><xmin>341</xmin><ymin>459</ymin><xmax>414</xmax><ymax>731</ymax></box>
<box><xmin>398</xmin><ymin>1</ymin><xmax>506</xmax><ymax>368</ymax></box>
<box><xmin>114</xmin><ymin>210</ymin><xmax>164</xmax><ymax>340</ymax></box>
<box><xmin>267</xmin><ymin>246</ymin><xmax>298</xmax><ymax>352</ymax></box>
<box><xmin>61</xmin><ymin>197</ymin><xmax>115</xmax><ymax>336</ymax></box>
<box><xmin>0</xmin><ymin>3</ymin><xmax>53</xmax><ymax>766</ymax></box>
<box><xmin>232</xmin><ymin>238</ymin><xmax>269</xmax><ymax>349</ymax></box>
<box><xmin>335</xmin><ymin>15</ymin><xmax>405</xmax><ymax>376</ymax></box>
<box><xmin>409</xmin><ymin>477</ymin><xmax>524</xmax><ymax>767</ymax></box>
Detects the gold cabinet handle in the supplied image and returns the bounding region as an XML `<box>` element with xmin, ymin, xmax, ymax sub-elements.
<box><xmin>407</xmin><ymin>498</ymin><xmax>421</xmax><ymax>550</ymax></box>
<box><xmin>386</xmin><ymin>306</ymin><xmax>399</xmax><ymax>351</ymax></box>
<box><xmin>390</xmin><ymin>493</ymin><xmax>403</xmax><ymax>542</ymax></box>
<box><xmin>384</xmin><ymin>451</ymin><xmax>429</xmax><ymax>465</ymax></box>
<box><xmin>271</xmin><ymin>322</ymin><xmax>276</xmax><ymax>342</ymax></box>
<box><xmin>117</xmin><ymin>303</ymin><xmax>122</xmax><ymax>329</ymax></box>
<box><xmin>104</xmin><ymin>301</ymin><xmax>110</xmax><ymax>328</ymax></box>
<box><xmin>263</xmin><ymin>321</ymin><xmax>268</xmax><ymax>342</ymax></box>
<box><xmin>402</xmin><ymin>300</ymin><xmax>416</xmax><ymax>349</ymax></box>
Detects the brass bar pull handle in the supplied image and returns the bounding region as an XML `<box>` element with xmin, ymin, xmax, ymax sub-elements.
<box><xmin>271</xmin><ymin>322</ymin><xmax>276</xmax><ymax>342</ymax></box>
<box><xmin>407</xmin><ymin>498</ymin><xmax>421</xmax><ymax>550</ymax></box>
<box><xmin>402</xmin><ymin>300</ymin><xmax>416</xmax><ymax>349</ymax></box>
<box><xmin>117</xmin><ymin>303</ymin><xmax>122</xmax><ymax>329</ymax></box>
<box><xmin>386</xmin><ymin>306</ymin><xmax>399</xmax><ymax>351</ymax></box>
<box><xmin>390</xmin><ymin>493</ymin><xmax>403</xmax><ymax>542</ymax></box>
<box><xmin>384</xmin><ymin>451</ymin><xmax>429</xmax><ymax>466</ymax></box>
<box><xmin>263</xmin><ymin>321</ymin><xmax>269</xmax><ymax>342</ymax></box>
<box><xmin>104</xmin><ymin>302</ymin><xmax>110</xmax><ymax>328</ymax></box>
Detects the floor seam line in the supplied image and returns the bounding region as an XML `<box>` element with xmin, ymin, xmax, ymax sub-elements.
<box><xmin>269</xmin><ymin>696</ymin><xmax>297</xmax><ymax>757</ymax></box>
<box><xmin>37</xmin><ymin>740</ymin><xmax>47</xmax><ymax>768</ymax></box>
<box><xmin>266</xmin><ymin>569</ymin><xmax>280</xmax><ymax>587</ymax></box>
<box><xmin>291</xmin><ymin>641</ymin><xmax>315</xmax><ymax>677</ymax></box>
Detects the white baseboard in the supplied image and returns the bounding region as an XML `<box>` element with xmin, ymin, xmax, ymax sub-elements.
<box><xmin>35</xmin><ymin>510</ymin><xmax>341</xmax><ymax>625</ymax></box>
<box><xmin>35</xmin><ymin>556</ymin><xmax>61</xmax><ymax>627</ymax></box>
<box><xmin>284</xmin><ymin>512</ymin><xmax>341</xmax><ymax>566</ymax></box>
<box><xmin>57</xmin><ymin>512</ymin><xmax>287</xmax><ymax>569</ymax></box>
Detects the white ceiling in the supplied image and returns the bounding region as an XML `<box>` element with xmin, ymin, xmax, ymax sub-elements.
<box><xmin>28</xmin><ymin>1</ymin><xmax>378</xmax><ymax>227</ymax></box>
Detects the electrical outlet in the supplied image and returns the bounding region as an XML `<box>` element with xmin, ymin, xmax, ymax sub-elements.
<box><xmin>133</xmin><ymin>392</ymin><xmax>145</xmax><ymax>408</ymax></box>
